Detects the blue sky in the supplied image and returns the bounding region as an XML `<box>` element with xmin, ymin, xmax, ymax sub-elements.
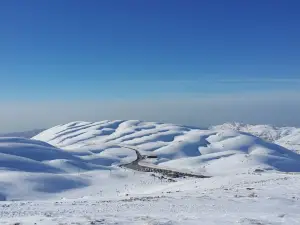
<box><xmin>1</xmin><ymin>0</ymin><xmax>300</xmax><ymax>100</ymax></box>
<box><xmin>0</xmin><ymin>1</ymin><xmax>300</xmax><ymax>130</ymax></box>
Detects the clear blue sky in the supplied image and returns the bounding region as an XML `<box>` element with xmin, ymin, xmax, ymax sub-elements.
<box><xmin>0</xmin><ymin>0</ymin><xmax>299</xmax><ymax>100</ymax></box>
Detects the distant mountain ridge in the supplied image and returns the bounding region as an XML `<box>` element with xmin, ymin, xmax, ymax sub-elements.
<box><xmin>0</xmin><ymin>129</ymin><xmax>45</xmax><ymax>138</ymax></box>
<box><xmin>211</xmin><ymin>122</ymin><xmax>300</xmax><ymax>153</ymax></box>
<box><xmin>2</xmin><ymin>122</ymin><xmax>300</xmax><ymax>153</ymax></box>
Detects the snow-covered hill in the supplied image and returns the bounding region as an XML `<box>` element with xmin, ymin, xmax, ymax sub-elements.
<box><xmin>211</xmin><ymin>122</ymin><xmax>300</xmax><ymax>153</ymax></box>
<box><xmin>33</xmin><ymin>120</ymin><xmax>300</xmax><ymax>176</ymax></box>
<box><xmin>1</xmin><ymin>120</ymin><xmax>300</xmax><ymax>224</ymax></box>
<box><xmin>0</xmin><ymin>137</ymin><xmax>94</xmax><ymax>200</ymax></box>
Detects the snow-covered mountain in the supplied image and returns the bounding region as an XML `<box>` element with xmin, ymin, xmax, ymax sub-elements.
<box><xmin>211</xmin><ymin>122</ymin><xmax>300</xmax><ymax>153</ymax></box>
<box><xmin>1</xmin><ymin>120</ymin><xmax>300</xmax><ymax>224</ymax></box>
<box><xmin>32</xmin><ymin>120</ymin><xmax>300</xmax><ymax>176</ymax></box>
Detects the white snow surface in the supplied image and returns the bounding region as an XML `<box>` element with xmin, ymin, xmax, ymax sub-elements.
<box><xmin>1</xmin><ymin>120</ymin><xmax>300</xmax><ymax>224</ymax></box>
<box><xmin>212</xmin><ymin>122</ymin><xmax>300</xmax><ymax>153</ymax></box>
<box><xmin>1</xmin><ymin>171</ymin><xmax>300</xmax><ymax>224</ymax></box>
<box><xmin>33</xmin><ymin>120</ymin><xmax>300</xmax><ymax>175</ymax></box>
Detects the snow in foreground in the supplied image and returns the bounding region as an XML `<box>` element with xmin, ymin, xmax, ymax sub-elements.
<box><xmin>0</xmin><ymin>120</ymin><xmax>300</xmax><ymax>224</ymax></box>
<box><xmin>1</xmin><ymin>170</ymin><xmax>300</xmax><ymax>224</ymax></box>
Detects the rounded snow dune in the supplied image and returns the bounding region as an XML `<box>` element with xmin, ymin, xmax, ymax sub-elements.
<box><xmin>0</xmin><ymin>137</ymin><xmax>90</xmax><ymax>173</ymax></box>
<box><xmin>33</xmin><ymin>120</ymin><xmax>300</xmax><ymax>176</ymax></box>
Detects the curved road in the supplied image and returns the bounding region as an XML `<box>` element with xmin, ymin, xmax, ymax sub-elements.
<box><xmin>119</xmin><ymin>145</ymin><xmax>210</xmax><ymax>179</ymax></box>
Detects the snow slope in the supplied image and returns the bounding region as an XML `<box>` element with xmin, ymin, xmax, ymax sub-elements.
<box><xmin>0</xmin><ymin>136</ymin><xmax>137</xmax><ymax>201</ymax></box>
<box><xmin>1</xmin><ymin>171</ymin><xmax>300</xmax><ymax>224</ymax></box>
<box><xmin>1</xmin><ymin>120</ymin><xmax>300</xmax><ymax>224</ymax></box>
<box><xmin>212</xmin><ymin>122</ymin><xmax>300</xmax><ymax>153</ymax></box>
<box><xmin>0</xmin><ymin>137</ymin><xmax>97</xmax><ymax>201</ymax></box>
<box><xmin>0</xmin><ymin>137</ymin><xmax>85</xmax><ymax>173</ymax></box>
<box><xmin>33</xmin><ymin>120</ymin><xmax>300</xmax><ymax>176</ymax></box>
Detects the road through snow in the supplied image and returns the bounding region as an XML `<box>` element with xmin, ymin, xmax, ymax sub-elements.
<box><xmin>120</xmin><ymin>145</ymin><xmax>211</xmax><ymax>179</ymax></box>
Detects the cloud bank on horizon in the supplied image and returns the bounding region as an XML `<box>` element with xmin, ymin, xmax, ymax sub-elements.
<box><xmin>1</xmin><ymin>91</ymin><xmax>299</xmax><ymax>132</ymax></box>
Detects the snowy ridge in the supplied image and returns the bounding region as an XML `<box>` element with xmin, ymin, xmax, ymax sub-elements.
<box><xmin>33</xmin><ymin>120</ymin><xmax>300</xmax><ymax>176</ymax></box>
<box><xmin>0</xmin><ymin>137</ymin><xmax>84</xmax><ymax>173</ymax></box>
<box><xmin>211</xmin><ymin>122</ymin><xmax>300</xmax><ymax>152</ymax></box>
